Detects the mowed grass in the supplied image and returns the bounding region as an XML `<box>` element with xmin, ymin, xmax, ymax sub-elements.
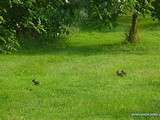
<box><xmin>0</xmin><ymin>17</ymin><xmax>160</xmax><ymax>120</ymax></box>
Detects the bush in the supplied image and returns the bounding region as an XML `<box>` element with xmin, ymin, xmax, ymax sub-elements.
<box><xmin>151</xmin><ymin>0</ymin><xmax>160</xmax><ymax>21</ymax></box>
<box><xmin>0</xmin><ymin>26</ymin><xmax>19</xmax><ymax>53</ymax></box>
<box><xmin>0</xmin><ymin>8</ymin><xmax>19</xmax><ymax>53</ymax></box>
<box><xmin>0</xmin><ymin>0</ymin><xmax>74</xmax><ymax>53</ymax></box>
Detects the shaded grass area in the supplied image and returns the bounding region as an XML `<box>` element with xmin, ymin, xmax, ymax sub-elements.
<box><xmin>19</xmin><ymin>31</ymin><xmax>160</xmax><ymax>57</ymax></box>
<box><xmin>0</xmin><ymin>17</ymin><xmax>160</xmax><ymax>120</ymax></box>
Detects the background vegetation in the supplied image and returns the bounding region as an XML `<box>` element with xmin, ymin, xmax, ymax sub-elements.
<box><xmin>0</xmin><ymin>1</ymin><xmax>160</xmax><ymax>119</ymax></box>
<box><xmin>0</xmin><ymin>0</ymin><xmax>159</xmax><ymax>53</ymax></box>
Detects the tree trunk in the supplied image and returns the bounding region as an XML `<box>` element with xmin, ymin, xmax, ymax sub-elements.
<box><xmin>128</xmin><ymin>12</ymin><xmax>139</xmax><ymax>43</ymax></box>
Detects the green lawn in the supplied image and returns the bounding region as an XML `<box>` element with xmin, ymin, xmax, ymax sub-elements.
<box><xmin>0</xmin><ymin>17</ymin><xmax>160</xmax><ymax>120</ymax></box>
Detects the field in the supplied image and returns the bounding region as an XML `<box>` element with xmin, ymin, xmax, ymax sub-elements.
<box><xmin>0</xmin><ymin>17</ymin><xmax>160</xmax><ymax>120</ymax></box>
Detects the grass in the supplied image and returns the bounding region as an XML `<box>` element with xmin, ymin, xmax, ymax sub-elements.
<box><xmin>0</xmin><ymin>17</ymin><xmax>160</xmax><ymax>120</ymax></box>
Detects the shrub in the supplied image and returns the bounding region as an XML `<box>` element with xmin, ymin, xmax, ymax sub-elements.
<box><xmin>0</xmin><ymin>0</ymin><xmax>74</xmax><ymax>53</ymax></box>
<box><xmin>0</xmin><ymin>26</ymin><xmax>19</xmax><ymax>53</ymax></box>
<box><xmin>0</xmin><ymin>8</ymin><xmax>19</xmax><ymax>53</ymax></box>
<box><xmin>151</xmin><ymin>0</ymin><xmax>160</xmax><ymax>21</ymax></box>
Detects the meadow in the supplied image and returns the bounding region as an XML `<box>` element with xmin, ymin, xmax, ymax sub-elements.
<box><xmin>0</xmin><ymin>17</ymin><xmax>160</xmax><ymax>120</ymax></box>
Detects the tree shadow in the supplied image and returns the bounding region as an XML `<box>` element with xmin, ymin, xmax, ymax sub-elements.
<box><xmin>17</xmin><ymin>41</ymin><xmax>149</xmax><ymax>56</ymax></box>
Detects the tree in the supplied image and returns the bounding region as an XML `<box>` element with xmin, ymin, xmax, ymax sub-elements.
<box><xmin>126</xmin><ymin>0</ymin><xmax>153</xmax><ymax>43</ymax></box>
<box><xmin>76</xmin><ymin>0</ymin><xmax>153</xmax><ymax>43</ymax></box>
<box><xmin>84</xmin><ymin>0</ymin><xmax>153</xmax><ymax>43</ymax></box>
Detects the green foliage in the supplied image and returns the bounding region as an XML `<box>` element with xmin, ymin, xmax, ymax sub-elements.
<box><xmin>0</xmin><ymin>0</ymin><xmax>158</xmax><ymax>53</ymax></box>
<box><xmin>127</xmin><ymin>0</ymin><xmax>153</xmax><ymax>14</ymax></box>
<box><xmin>76</xmin><ymin>0</ymin><xmax>154</xmax><ymax>28</ymax></box>
<box><xmin>82</xmin><ymin>0</ymin><xmax>126</xmax><ymax>28</ymax></box>
<box><xmin>0</xmin><ymin>8</ymin><xmax>19</xmax><ymax>53</ymax></box>
<box><xmin>36</xmin><ymin>1</ymin><xmax>74</xmax><ymax>43</ymax></box>
<box><xmin>0</xmin><ymin>26</ymin><xmax>19</xmax><ymax>53</ymax></box>
<box><xmin>0</xmin><ymin>0</ymin><xmax>75</xmax><ymax>53</ymax></box>
<box><xmin>151</xmin><ymin>0</ymin><xmax>160</xmax><ymax>21</ymax></box>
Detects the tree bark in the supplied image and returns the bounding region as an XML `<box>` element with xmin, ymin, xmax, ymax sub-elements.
<box><xmin>128</xmin><ymin>12</ymin><xmax>139</xmax><ymax>43</ymax></box>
